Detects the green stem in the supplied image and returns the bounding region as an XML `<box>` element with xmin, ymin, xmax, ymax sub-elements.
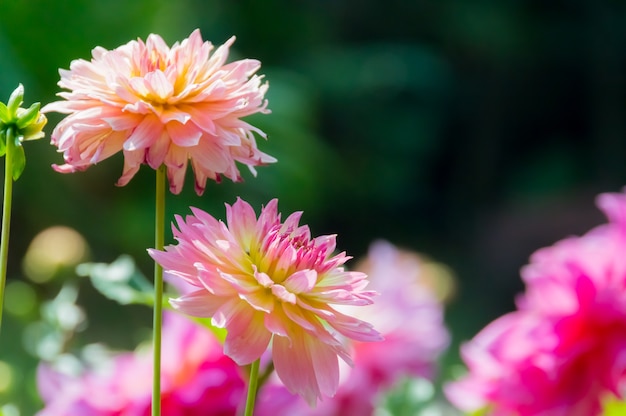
<box><xmin>244</xmin><ymin>359</ymin><xmax>261</xmax><ymax>416</ymax></box>
<box><xmin>256</xmin><ymin>361</ymin><xmax>274</xmax><ymax>391</ymax></box>
<box><xmin>0</xmin><ymin>127</ymin><xmax>13</xmax><ymax>336</ymax></box>
<box><xmin>152</xmin><ymin>165</ymin><xmax>166</xmax><ymax>416</ymax></box>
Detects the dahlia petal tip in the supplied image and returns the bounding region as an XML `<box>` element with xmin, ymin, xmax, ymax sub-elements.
<box><xmin>52</xmin><ymin>163</ymin><xmax>80</xmax><ymax>173</ymax></box>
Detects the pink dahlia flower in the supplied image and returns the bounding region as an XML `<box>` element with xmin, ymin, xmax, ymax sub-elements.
<box><xmin>36</xmin><ymin>312</ymin><xmax>245</xmax><ymax>415</ymax></box>
<box><xmin>148</xmin><ymin>198</ymin><xmax>383</xmax><ymax>405</ymax></box>
<box><xmin>446</xmin><ymin>188</ymin><xmax>626</xmax><ymax>416</ymax></box>
<box><xmin>43</xmin><ymin>29</ymin><xmax>274</xmax><ymax>195</ymax></box>
<box><xmin>255</xmin><ymin>240</ymin><xmax>450</xmax><ymax>415</ymax></box>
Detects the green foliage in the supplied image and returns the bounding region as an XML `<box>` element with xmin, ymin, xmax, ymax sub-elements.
<box><xmin>76</xmin><ymin>255</ymin><xmax>154</xmax><ymax>306</ymax></box>
<box><xmin>0</xmin><ymin>404</ymin><xmax>20</xmax><ymax>416</ymax></box>
<box><xmin>76</xmin><ymin>255</ymin><xmax>228</xmax><ymax>341</ymax></box>
<box><xmin>377</xmin><ymin>377</ymin><xmax>462</xmax><ymax>416</ymax></box>
<box><xmin>602</xmin><ymin>396</ymin><xmax>626</xmax><ymax>415</ymax></box>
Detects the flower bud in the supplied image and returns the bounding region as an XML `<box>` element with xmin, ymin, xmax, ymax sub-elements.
<box><xmin>0</xmin><ymin>84</ymin><xmax>47</xmax><ymax>180</ymax></box>
<box><xmin>17</xmin><ymin>105</ymin><xmax>47</xmax><ymax>141</ymax></box>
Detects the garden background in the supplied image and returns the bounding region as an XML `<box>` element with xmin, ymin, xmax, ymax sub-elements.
<box><xmin>1</xmin><ymin>0</ymin><xmax>626</xmax><ymax>413</ymax></box>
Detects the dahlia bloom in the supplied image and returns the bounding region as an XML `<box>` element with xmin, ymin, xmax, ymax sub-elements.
<box><xmin>255</xmin><ymin>240</ymin><xmax>450</xmax><ymax>415</ymax></box>
<box><xmin>148</xmin><ymin>198</ymin><xmax>382</xmax><ymax>405</ymax></box>
<box><xmin>446</xmin><ymin>188</ymin><xmax>626</xmax><ymax>415</ymax></box>
<box><xmin>43</xmin><ymin>29</ymin><xmax>273</xmax><ymax>195</ymax></box>
<box><xmin>36</xmin><ymin>312</ymin><xmax>245</xmax><ymax>415</ymax></box>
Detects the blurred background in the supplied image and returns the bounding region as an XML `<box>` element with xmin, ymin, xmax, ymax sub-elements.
<box><xmin>1</xmin><ymin>0</ymin><xmax>626</xmax><ymax>412</ymax></box>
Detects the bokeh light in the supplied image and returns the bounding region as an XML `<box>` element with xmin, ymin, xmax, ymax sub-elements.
<box><xmin>22</xmin><ymin>226</ymin><xmax>89</xmax><ymax>283</ymax></box>
<box><xmin>0</xmin><ymin>361</ymin><xmax>14</xmax><ymax>393</ymax></box>
<box><xmin>4</xmin><ymin>281</ymin><xmax>36</xmax><ymax>317</ymax></box>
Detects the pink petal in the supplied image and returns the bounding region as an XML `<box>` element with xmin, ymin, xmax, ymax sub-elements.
<box><xmin>144</xmin><ymin>70</ymin><xmax>173</xmax><ymax>101</ymax></box>
<box><xmin>272</xmin><ymin>332</ymin><xmax>340</xmax><ymax>405</ymax></box>
<box><xmin>271</xmin><ymin>285</ymin><xmax>296</xmax><ymax>304</ymax></box>
<box><xmin>179</xmin><ymin>103</ymin><xmax>217</xmax><ymax>134</ymax></box>
<box><xmin>166</xmin><ymin>120</ymin><xmax>202</xmax><ymax>147</ymax></box>
<box><xmin>226</xmin><ymin>198</ymin><xmax>258</xmax><ymax>251</ymax></box>
<box><xmin>221</xmin><ymin>303</ymin><xmax>272</xmax><ymax>365</ymax></box>
<box><xmin>597</xmin><ymin>190</ymin><xmax>626</xmax><ymax>229</ymax></box>
<box><xmin>123</xmin><ymin>114</ymin><xmax>163</xmax><ymax>151</ymax></box>
<box><xmin>169</xmin><ymin>289</ymin><xmax>224</xmax><ymax>318</ymax></box>
<box><xmin>283</xmin><ymin>270</ymin><xmax>317</xmax><ymax>294</ymax></box>
<box><xmin>116</xmin><ymin>149</ymin><xmax>144</xmax><ymax>186</ymax></box>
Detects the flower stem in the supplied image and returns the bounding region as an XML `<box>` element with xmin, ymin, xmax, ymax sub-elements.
<box><xmin>257</xmin><ymin>361</ymin><xmax>274</xmax><ymax>390</ymax></box>
<box><xmin>152</xmin><ymin>164</ymin><xmax>166</xmax><ymax>416</ymax></box>
<box><xmin>0</xmin><ymin>127</ymin><xmax>13</xmax><ymax>336</ymax></box>
<box><xmin>244</xmin><ymin>359</ymin><xmax>261</xmax><ymax>416</ymax></box>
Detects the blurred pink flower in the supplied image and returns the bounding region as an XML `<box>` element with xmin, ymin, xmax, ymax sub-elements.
<box><xmin>43</xmin><ymin>29</ymin><xmax>273</xmax><ymax>195</ymax></box>
<box><xmin>254</xmin><ymin>240</ymin><xmax>450</xmax><ymax>415</ymax></box>
<box><xmin>446</xmin><ymin>188</ymin><xmax>626</xmax><ymax>416</ymax></box>
<box><xmin>36</xmin><ymin>312</ymin><xmax>245</xmax><ymax>415</ymax></box>
<box><xmin>148</xmin><ymin>198</ymin><xmax>382</xmax><ymax>405</ymax></box>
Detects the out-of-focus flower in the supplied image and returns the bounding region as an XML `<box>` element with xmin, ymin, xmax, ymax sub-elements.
<box><xmin>43</xmin><ymin>29</ymin><xmax>273</xmax><ymax>195</ymax></box>
<box><xmin>36</xmin><ymin>312</ymin><xmax>245</xmax><ymax>415</ymax></box>
<box><xmin>148</xmin><ymin>198</ymin><xmax>382</xmax><ymax>405</ymax></box>
<box><xmin>255</xmin><ymin>240</ymin><xmax>450</xmax><ymax>415</ymax></box>
<box><xmin>0</xmin><ymin>84</ymin><xmax>47</xmax><ymax>179</ymax></box>
<box><xmin>446</xmin><ymin>188</ymin><xmax>626</xmax><ymax>416</ymax></box>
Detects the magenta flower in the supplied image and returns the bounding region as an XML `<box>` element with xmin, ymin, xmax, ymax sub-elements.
<box><xmin>148</xmin><ymin>198</ymin><xmax>382</xmax><ymax>405</ymax></box>
<box><xmin>36</xmin><ymin>312</ymin><xmax>245</xmax><ymax>415</ymax></box>
<box><xmin>43</xmin><ymin>29</ymin><xmax>274</xmax><ymax>195</ymax></box>
<box><xmin>446</xmin><ymin>189</ymin><xmax>626</xmax><ymax>415</ymax></box>
<box><xmin>255</xmin><ymin>240</ymin><xmax>450</xmax><ymax>415</ymax></box>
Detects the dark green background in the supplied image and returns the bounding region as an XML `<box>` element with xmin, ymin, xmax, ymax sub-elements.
<box><xmin>1</xmin><ymin>0</ymin><xmax>625</xmax><ymax>412</ymax></box>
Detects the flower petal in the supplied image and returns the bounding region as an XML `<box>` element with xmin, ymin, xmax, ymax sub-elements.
<box><xmin>166</xmin><ymin>120</ymin><xmax>202</xmax><ymax>147</ymax></box>
<box><xmin>169</xmin><ymin>289</ymin><xmax>224</xmax><ymax>318</ymax></box>
<box><xmin>283</xmin><ymin>269</ymin><xmax>317</xmax><ymax>294</ymax></box>
<box><xmin>221</xmin><ymin>302</ymin><xmax>272</xmax><ymax>365</ymax></box>
<box><xmin>123</xmin><ymin>114</ymin><xmax>162</xmax><ymax>151</ymax></box>
<box><xmin>272</xmin><ymin>332</ymin><xmax>340</xmax><ymax>406</ymax></box>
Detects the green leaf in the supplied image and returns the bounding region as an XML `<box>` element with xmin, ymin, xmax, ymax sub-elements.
<box><xmin>6</xmin><ymin>84</ymin><xmax>23</xmax><ymax>115</ymax></box>
<box><xmin>76</xmin><ymin>255</ymin><xmax>154</xmax><ymax>306</ymax></box>
<box><xmin>0</xmin><ymin>102</ymin><xmax>9</xmax><ymax>123</ymax></box>
<box><xmin>190</xmin><ymin>316</ymin><xmax>227</xmax><ymax>342</ymax></box>
<box><xmin>16</xmin><ymin>102</ymin><xmax>41</xmax><ymax>129</ymax></box>
<box><xmin>602</xmin><ymin>396</ymin><xmax>626</xmax><ymax>415</ymax></box>
<box><xmin>0</xmin><ymin>131</ymin><xmax>5</xmax><ymax>157</ymax></box>
<box><xmin>469</xmin><ymin>407</ymin><xmax>491</xmax><ymax>416</ymax></box>
<box><xmin>9</xmin><ymin>136</ymin><xmax>25</xmax><ymax>180</ymax></box>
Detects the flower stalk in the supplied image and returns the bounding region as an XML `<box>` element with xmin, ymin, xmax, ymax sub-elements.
<box><xmin>244</xmin><ymin>359</ymin><xmax>261</xmax><ymax>416</ymax></box>
<box><xmin>0</xmin><ymin>85</ymin><xmax>46</xmax><ymax>335</ymax></box>
<box><xmin>152</xmin><ymin>164</ymin><xmax>166</xmax><ymax>415</ymax></box>
<box><xmin>0</xmin><ymin>126</ymin><xmax>14</xmax><ymax>335</ymax></box>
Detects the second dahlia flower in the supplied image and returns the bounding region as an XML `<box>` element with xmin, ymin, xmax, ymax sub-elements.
<box><xmin>43</xmin><ymin>29</ymin><xmax>274</xmax><ymax>195</ymax></box>
<box><xmin>148</xmin><ymin>198</ymin><xmax>382</xmax><ymax>405</ymax></box>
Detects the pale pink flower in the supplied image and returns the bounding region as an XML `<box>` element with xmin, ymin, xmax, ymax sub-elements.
<box><xmin>255</xmin><ymin>240</ymin><xmax>450</xmax><ymax>415</ymax></box>
<box><xmin>148</xmin><ymin>198</ymin><xmax>382</xmax><ymax>405</ymax></box>
<box><xmin>446</xmin><ymin>188</ymin><xmax>626</xmax><ymax>416</ymax></box>
<box><xmin>43</xmin><ymin>29</ymin><xmax>274</xmax><ymax>195</ymax></box>
<box><xmin>36</xmin><ymin>312</ymin><xmax>245</xmax><ymax>415</ymax></box>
